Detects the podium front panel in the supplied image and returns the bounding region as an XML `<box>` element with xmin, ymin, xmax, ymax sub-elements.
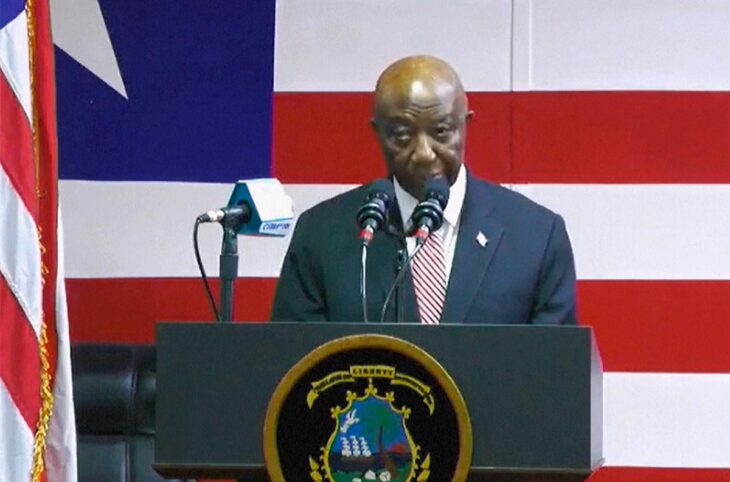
<box><xmin>154</xmin><ymin>322</ymin><xmax>601</xmax><ymax>478</ymax></box>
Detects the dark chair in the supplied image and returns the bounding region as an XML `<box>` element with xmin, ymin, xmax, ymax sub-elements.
<box><xmin>72</xmin><ymin>344</ymin><xmax>192</xmax><ymax>482</ymax></box>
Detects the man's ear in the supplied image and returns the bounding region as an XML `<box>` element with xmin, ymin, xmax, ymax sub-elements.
<box><xmin>370</xmin><ymin>117</ymin><xmax>378</xmax><ymax>132</ymax></box>
<box><xmin>465</xmin><ymin>110</ymin><xmax>475</xmax><ymax>122</ymax></box>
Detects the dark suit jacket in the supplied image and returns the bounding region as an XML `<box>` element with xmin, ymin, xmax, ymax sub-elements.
<box><xmin>271</xmin><ymin>172</ymin><xmax>577</xmax><ymax>325</ymax></box>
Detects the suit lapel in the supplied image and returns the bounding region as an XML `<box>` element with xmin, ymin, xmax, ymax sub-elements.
<box><xmin>441</xmin><ymin>175</ymin><xmax>504</xmax><ymax>324</ymax></box>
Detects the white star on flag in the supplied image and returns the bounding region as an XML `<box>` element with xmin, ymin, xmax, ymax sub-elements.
<box><xmin>50</xmin><ymin>0</ymin><xmax>127</xmax><ymax>98</ymax></box>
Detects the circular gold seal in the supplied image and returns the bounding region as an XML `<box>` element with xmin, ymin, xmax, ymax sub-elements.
<box><xmin>263</xmin><ymin>334</ymin><xmax>472</xmax><ymax>482</ymax></box>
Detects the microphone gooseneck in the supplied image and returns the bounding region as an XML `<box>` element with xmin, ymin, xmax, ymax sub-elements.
<box><xmin>412</xmin><ymin>176</ymin><xmax>450</xmax><ymax>245</ymax></box>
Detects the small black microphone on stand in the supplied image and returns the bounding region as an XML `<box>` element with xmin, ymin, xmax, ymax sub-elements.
<box><xmin>356</xmin><ymin>179</ymin><xmax>394</xmax><ymax>322</ymax></box>
<box><xmin>357</xmin><ymin>179</ymin><xmax>395</xmax><ymax>246</ymax></box>
<box><xmin>412</xmin><ymin>176</ymin><xmax>450</xmax><ymax>245</ymax></box>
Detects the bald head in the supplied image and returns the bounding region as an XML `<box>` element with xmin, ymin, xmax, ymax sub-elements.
<box><xmin>371</xmin><ymin>56</ymin><xmax>472</xmax><ymax>199</ymax></box>
<box><xmin>373</xmin><ymin>55</ymin><xmax>468</xmax><ymax>116</ymax></box>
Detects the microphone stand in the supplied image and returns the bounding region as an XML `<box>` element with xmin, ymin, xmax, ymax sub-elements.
<box><xmin>383</xmin><ymin>212</ymin><xmax>408</xmax><ymax>324</ymax></box>
<box><xmin>395</xmin><ymin>246</ymin><xmax>408</xmax><ymax>324</ymax></box>
<box><xmin>360</xmin><ymin>243</ymin><xmax>369</xmax><ymax>322</ymax></box>
<box><xmin>218</xmin><ymin>219</ymin><xmax>240</xmax><ymax>323</ymax></box>
<box><xmin>395</xmin><ymin>247</ymin><xmax>408</xmax><ymax>323</ymax></box>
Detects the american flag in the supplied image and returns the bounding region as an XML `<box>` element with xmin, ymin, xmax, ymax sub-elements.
<box><xmin>53</xmin><ymin>1</ymin><xmax>729</xmax><ymax>481</ymax></box>
<box><xmin>0</xmin><ymin>0</ymin><xmax>76</xmax><ymax>480</ymax></box>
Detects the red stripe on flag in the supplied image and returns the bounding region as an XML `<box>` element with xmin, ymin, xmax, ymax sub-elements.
<box><xmin>272</xmin><ymin>92</ymin><xmax>730</xmax><ymax>184</ymax></box>
<box><xmin>578</xmin><ymin>280</ymin><xmax>730</xmax><ymax>373</ymax></box>
<box><xmin>272</xmin><ymin>92</ymin><xmax>385</xmax><ymax>183</ymax></box>
<box><xmin>0</xmin><ymin>276</ymin><xmax>41</xmax><ymax>430</ymax></box>
<box><xmin>195</xmin><ymin>464</ymin><xmax>730</xmax><ymax>481</ymax></box>
<box><xmin>66</xmin><ymin>278</ymin><xmax>278</xmax><ymax>343</ymax></box>
<box><xmin>26</xmin><ymin>3</ymin><xmax>77</xmax><ymax>479</ymax></box>
<box><xmin>272</xmin><ymin>92</ymin><xmax>514</xmax><ymax>183</ymax></box>
<box><xmin>589</xmin><ymin>467</ymin><xmax>730</xmax><ymax>482</ymax></box>
<box><xmin>511</xmin><ymin>91</ymin><xmax>730</xmax><ymax>184</ymax></box>
<box><xmin>0</xmin><ymin>73</ymin><xmax>38</xmax><ymax>220</ymax></box>
<box><xmin>66</xmin><ymin>278</ymin><xmax>729</xmax><ymax>373</ymax></box>
<box><xmin>31</xmin><ymin>0</ymin><xmax>60</xmax><ymax>388</ymax></box>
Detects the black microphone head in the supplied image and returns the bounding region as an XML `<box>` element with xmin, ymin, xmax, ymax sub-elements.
<box><xmin>411</xmin><ymin>176</ymin><xmax>450</xmax><ymax>236</ymax></box>
<box><xmin>356</xmin><ymin>178</ymin><xmax>394</xmax><ymax>231</ymax></box>
<box><xmin>422</xmin><ymin>176</ymin><xmax>450</xmax><ymax>209</ymax></box>
<box><xmin>367</xmin><ymin>178</ymin><xmax>395</xmax><ymax>202</ymax></box>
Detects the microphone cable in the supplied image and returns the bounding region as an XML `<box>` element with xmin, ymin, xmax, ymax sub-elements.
<box><xmin>360</xmin><ymin>244</ymin><xmax>368</xmax><ymax>322</ymax></box>
<box><xmin>193</xmin><ymin>218</ymin><xmax>221</xmax><ymax>322</ymax></box>
<box><xmin>379</xmin><ymin>241</ymin><xmax>426</xmax><ymax>323</ymax></box>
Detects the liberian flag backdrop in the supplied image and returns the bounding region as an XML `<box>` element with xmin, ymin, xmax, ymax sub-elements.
<box><xmin>51</xmin><ymin>0</ymin><xmax>730</xmax><ymax>480</ymax></box>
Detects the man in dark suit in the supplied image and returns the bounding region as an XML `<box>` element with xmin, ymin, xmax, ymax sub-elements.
<box><xmin>271</xmin><ymin>55</ymin><xmax>577</xmax><ymax>325</ymax></box>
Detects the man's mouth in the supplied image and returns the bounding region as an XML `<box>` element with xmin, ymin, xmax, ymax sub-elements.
<box><xmin>410</xmin><ymin>168</ymin><xmax>444</xmax><ymax>180</ymax></box>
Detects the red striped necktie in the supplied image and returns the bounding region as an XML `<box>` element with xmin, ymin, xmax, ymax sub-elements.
<box><xmin>411</xmin><ymin>231</ymin><xmax>447</xmax><ymax>324</ymax></box>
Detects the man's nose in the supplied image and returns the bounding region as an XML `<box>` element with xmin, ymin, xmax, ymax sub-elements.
<box><xmin>411</xmin><ymin>133</ymin><xmax>436</xmax><ymax>164</ymax></box>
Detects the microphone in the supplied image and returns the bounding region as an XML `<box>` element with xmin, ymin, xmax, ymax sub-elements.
<box><xmin>197</xmin><ymin>204</ymin><xmax>251</xmax><ymax>225</ymax></box>
<box><xmin>356</xmin><ymin>179</ymin><xmax>394</xmax><ymax>323</ymax></box>
<box><xmin>356</xmin><ymin>178</ymin><xmax>394</xmax><ymax>246</ymax></box>
<box><xmin>412</xmin><ymin>176</ymin><xmax>450</xmax><ymax>245</ymax></box>
<box><xmin>193</xmin><ymin>178</ymin><xmax>294</xmax><ymax>323</ymax></box>
<box><xmin>196</xmin><ymin>178</ymin><xmax>294</xmax><ymax>236</ymax></box>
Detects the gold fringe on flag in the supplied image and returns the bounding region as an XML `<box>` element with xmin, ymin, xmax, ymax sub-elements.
<box><xmin>31</xmin><ymin>319</ymin><xmax>55</xmax><ymax>482</ymax></box>
<box><xmin>26</xmin><ymin>0</ymin><xmax>57</xmax><ymax>480</ymax></box>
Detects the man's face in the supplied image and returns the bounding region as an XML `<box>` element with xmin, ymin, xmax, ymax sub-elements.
<box><xmin>373</xmin><ymin>84</ymin><xmax>469</xmax><ymax>199</ymax></box>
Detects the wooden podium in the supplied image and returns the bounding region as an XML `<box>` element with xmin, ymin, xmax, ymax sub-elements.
<box><xmin>154</xmin><ymin>322</ymin><xmax>603</xmax><ymax>481</ymax></box>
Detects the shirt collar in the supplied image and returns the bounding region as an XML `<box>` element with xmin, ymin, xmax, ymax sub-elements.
<box><xmin>393</xmin><ymin>164</ymin><xmax>467</xmax><ymax>232</ymax></box>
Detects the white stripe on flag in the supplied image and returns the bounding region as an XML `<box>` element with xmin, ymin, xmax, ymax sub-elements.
<box><xmin>274</xmin><ymin>0</ymin><xmax>513</xmax><ymax>92</ymax></box>
<box><xmin>0</xmin><ymin>378</ymin><xmax>35</xmax><ymax>482</ymax></box>
<box><xmin>511</xmin><ymin>0</ymin><xmax>730</xmax><ymax>91</ymax></box>
<box><xmin>0</xmin><ymin>165</ymin><xmax>43</xmax><ymax>337</ymax></box>
<box><xmin>59</xmin><ymin>181</ymin><xmax>730</xmax><ymax>279</ymax></box>
<box><xmin>0</xmin><ymin>11</ymin><xmax>33</xmax><ymax>122</ymax></box>
<box><xmin>604</xmin><ymin>372</ymin><xmax>730</xmax><ymax>468</ymax></box>
<box><xmin>44</xmin><ymin>209</ymin><xmax>78</xmax><ymax>482</ymax></box>
<box><xmin>512</xmin><ymin>183</ymin><xmax>730</xmax><ymax>280</ymax></box>
<box><xmin>274</xmin><ymin>0</ymin><xmax>730</xmax><ymax>92</ymax></box>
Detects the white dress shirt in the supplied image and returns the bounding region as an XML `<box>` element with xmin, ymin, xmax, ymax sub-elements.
<box><xmin>393</xmin><ymin>164</ymin><xmax>467</xmax><ymax>285</ymax></box>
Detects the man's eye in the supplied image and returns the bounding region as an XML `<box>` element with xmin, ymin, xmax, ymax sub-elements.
<box><xmin>434</xmin><ymin>126</ymin><xmax>454</xmax><ymax>138</ymax></box>
<box><xmin>391</xmin><ymin>130</ymin><xmax>411</xmax><ymax>142</ymax></box>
